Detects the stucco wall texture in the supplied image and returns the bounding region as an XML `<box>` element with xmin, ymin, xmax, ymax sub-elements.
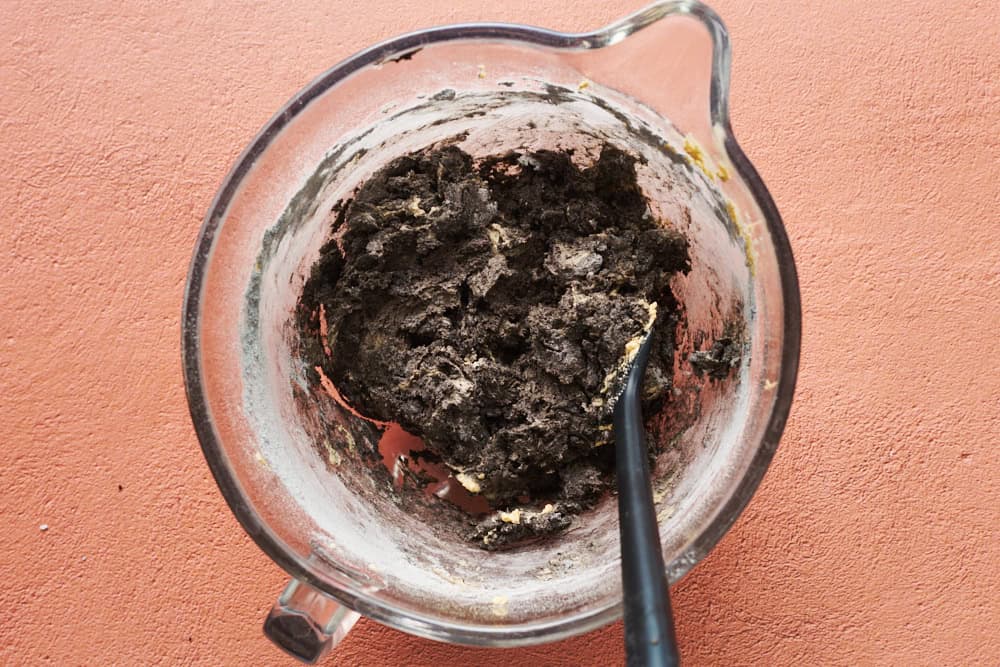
<box><xmin>2</xmin><ymin>0</ymin><xmax>997</xmax><ymax>664</ymax></box>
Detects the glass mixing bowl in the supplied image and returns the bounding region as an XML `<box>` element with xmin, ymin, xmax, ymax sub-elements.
<box><xmin>181</xmin><ymin>1</ymin><xmax>800</xmax><ymax>662</ymax></box>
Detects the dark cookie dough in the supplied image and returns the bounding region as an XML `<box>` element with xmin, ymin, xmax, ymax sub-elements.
<box><xmin>298</xmin><ymin>143</ymin><xmax>690</xmax><ymax>546</ymax></box>
<box><xmin>689</xmin><ymin>335</ymin><xmax>742</xmax><ymax>380</ymax></box>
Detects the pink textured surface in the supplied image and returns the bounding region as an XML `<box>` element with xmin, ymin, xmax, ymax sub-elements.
<box><xmin>2</xmin><ymin>1</ymin><xmax>998</xmax><ymax>664</ymax></box>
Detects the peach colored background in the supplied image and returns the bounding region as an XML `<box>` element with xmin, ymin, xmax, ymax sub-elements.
<box><xmin>2</xmin><ymin>0</ymin><xmax>998</xmax><ymax>664</ymax></box>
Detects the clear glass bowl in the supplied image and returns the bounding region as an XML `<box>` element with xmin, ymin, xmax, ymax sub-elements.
<box><xmin>182</xmin><ymin>1</ymin><xmax>800</xmax><ymax>661</ymax></box>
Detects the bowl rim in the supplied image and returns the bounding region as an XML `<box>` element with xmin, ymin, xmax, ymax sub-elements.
<box><xmin>181</xmin><ymin>0</ymin><xmax>801</xmax><ymax>647</ymax></box>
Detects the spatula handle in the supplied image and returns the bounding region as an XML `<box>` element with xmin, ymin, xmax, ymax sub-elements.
<box><xmin>614</xmin><ymin>333</ymin><xmax>680</xmax><ymax>667</ymax></box>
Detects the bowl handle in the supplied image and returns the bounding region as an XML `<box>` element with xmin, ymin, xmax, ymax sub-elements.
<box><xmin>263</xmin><ymin>579</ymin><xmax>360</xmax><ymax>664</ymax></box>
<box><xmin>578</xmin><ymin>1</ymin><xmax>733</xmax><ymax>135</ymax></box>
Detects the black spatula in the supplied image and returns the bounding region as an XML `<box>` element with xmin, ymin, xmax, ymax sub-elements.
<box><xmin>613</xmin><ymin>331</ymin><xmax>680</xmax><ymax>666</ymax></box>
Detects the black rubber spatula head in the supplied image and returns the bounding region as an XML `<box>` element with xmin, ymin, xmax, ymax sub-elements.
<box><xmin>613</xmin><ymin>331</ymin><xmax>680</xmax><ymax>666</ymax></box>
